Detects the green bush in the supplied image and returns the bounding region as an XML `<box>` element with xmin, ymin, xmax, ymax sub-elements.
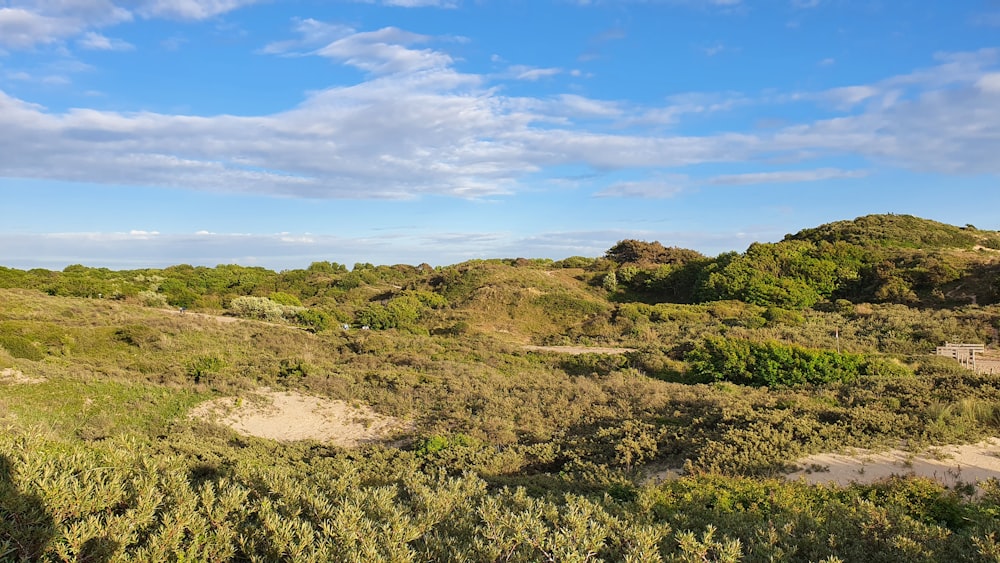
<box><xmin>187</xmin><ymin>356</ymin><xmax>224</xmax><ymax>384</ymax></box>
<box><xmin>268</xmin><ymin>292</ymin><xmax>303</xmax><ymax>307</ymax></box>
<box><xmin>0</xmin><ymin>334</ymin><xmax>44</xmax><ymax>361</ymax></box>
<box><xmin>228</xmin><ymin>296</ymin><xmax>303</xmax><ymax>322</ymax></box>
<box><xmin>685</xmin><ymin>337</ymin><xmax>899</xmax><ymax>387</ymax></box>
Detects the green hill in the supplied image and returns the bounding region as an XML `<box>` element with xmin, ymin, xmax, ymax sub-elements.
<box><xmin>786</xmin><ymin>213</ymin><xmax>1000</xmax><ymax>250</ymax></box>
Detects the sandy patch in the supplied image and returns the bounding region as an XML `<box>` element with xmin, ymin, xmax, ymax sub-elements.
<box><xmin>788</xmin><ymin>439</ymin><xmax>1000</xmax><ymax>491</ymax></box>
<box><xmin>0</xmin><ymin>368</ymin><xmax>45</xmax><ymax>385</ymax></box>
<box><xmin>523</xmin><ymin>345</ymin><xmax>635</xmax><ymax>355</ymax></box>
<box><xmin>191</xmin><ymin>389</ymin><xmax>410</xmax><ymax>447</ymax></box>
<box><xmin>165</xmin><ymin>309</ymin><xmax>240</xmax><ymax>323</ymax></box>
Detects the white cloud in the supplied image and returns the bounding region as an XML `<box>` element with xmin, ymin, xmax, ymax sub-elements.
<box><xmin>316</xmin><ymin>27</ymin><xmax>453</xmax><ymax>75</ymax></box>
<box><xmin>0</xmin><ymin>5</ymin><xmax>128</xmax><ymax>49</ymax></box>
<box><xmin>260</xmin><ymin>19</ymin><xmax>352</xmax><ymax>55</ymax></box>
<box><xmin>978</xmin><ymin>73</ymin><xmax>1000</xmax><ymax>94</ymax></box>
<box><xmin>708</xmin><ymin>168</ymin><xmax>869</xmax><ymax>185</ymax></box>
<box><xmin>0</xmin><ymin>0</ymin><xmax>254</xmax><ymax>51</ymax></box>
<box><xmin>509</xmin><ymin>65</ymin><xmax>563</xmax><ymax>81</ymax></box>
<box><xmin>77</xmin><ymin>31</ymin><xmax>133</xmax><ymax>51</ymax></box>
<box><xmin>825</xmin><ymin>85</ymin><xmax>879</xmax><ymax>107</ymax></box>
<box><xmin>136</xmin><ymin>0</ymin><xmax>260</xmax><ymax>20</ymax></box>
<box><xmin>552</xmin><ymin>94</ymin><xmax>622</xmax><ymax>118</ymax></box>
<box><xmin>0</xmin><ymin>8</ymin><xmax>65</xmax><ymax>48</ymax></box>
<box><xmin>701</xmin><ymin>42</ymin><xmax>727</xmax><ymax>56</ymax></box>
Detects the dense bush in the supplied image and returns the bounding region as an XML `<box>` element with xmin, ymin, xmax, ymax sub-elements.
<box><xmin>686</xmin><ymin>337</ymin><xmax>911</xmax><ymax>387</ymax></box>
<box><xmin>228</xmin><ymin>296</ymin><xmax>303</xmax><ymax>322</ymax></box>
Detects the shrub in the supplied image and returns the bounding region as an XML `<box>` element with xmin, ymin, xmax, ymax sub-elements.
<box><xmin>268</xmin><ymin>292</ymin><xmax>303</xmax><ymax>307</ymax></box>
<box><xmin>686</xmin><ymin>337</ymin><xmax>888</xmax><ymax>387</ymax></box>
<box><xmin>228</xmin><ymin>296</ymin><xmax>303</xmax><ymax>322</ymax></box>
<box><xmin>187</xmin><ymin>356</ymin><xmax>224</xmax><ymax>384</ymax></box>
<box><xmin>0</xmin><ymin>334</ymin><xmax>44</xmax><ymax>361</ymax></box>
<box><xmin>138</xmin><ymin>290</ymin><xmax>168</xmax><ymax>308</ymax></box>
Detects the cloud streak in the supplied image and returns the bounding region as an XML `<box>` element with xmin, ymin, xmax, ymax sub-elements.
<box><xmin>0</xmin><ymin>225</ymin><xmax>769</xmax><ymax>270</ymax></box>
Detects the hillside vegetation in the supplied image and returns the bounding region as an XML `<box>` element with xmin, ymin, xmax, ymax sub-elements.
<box><xmin>5</xmin><ymin>214</ymin><xmax>1000</xmax><ymax>561</ymax></box>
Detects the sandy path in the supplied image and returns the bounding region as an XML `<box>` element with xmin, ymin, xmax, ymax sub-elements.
<box><xmin>0</xmin><ymin>368</ymin><xmax>45</xmax><ymax>384</ymax></box>
<box><xmin>164</xmin><ymin>309</ymin><xmax>240</xmax><ymax>323</ymax></box>
<box><xmin>788</xmin><ymin>438</ymin><xmax>1000</xmax><ymax>491</ymax></box>
<box><xmin>190</xmin><ymin>389</ymin><xmax>411</xmax><ymax>447</ymax></box>
<box><xmin>522</xmin><ymin>345</ymin><xmax>635</xmax><ymax>355</ymax></box>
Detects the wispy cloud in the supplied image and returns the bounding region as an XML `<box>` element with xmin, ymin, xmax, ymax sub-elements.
<box><xmin>136</xmin><ymin>0</ymin><xmax>261</xmax><ymax>20</ymax></box>
<box><xmin>708</xmin><ymin>168</ymin><xmax>869</xmax><ymax>185</ymax></box>
<box><xmin>0</xmin><ymin>0</ymin><xmax>255</xmax><ymax>51</ymax></box>
<box><xmin>0</xmin><ymin>2</ymin><xmax>131</xmax><ymax>49</ymax></box>
<box><xmin>346</xmin><ymin>0</ymin><xmax>459</xmax><ymax>6</ymax></box>
<box><xmin>260</xmin><ymin>18</ymin><xmax>352</xmax><ymax>55</ymax></box>
<box><xmin>315</xmin><ymin>27</ymin><xmax>453</xmax><ymax>75</ymax></box>
<box><xmin>0</xmin><ymin>224</ymin><xmax>767</xmax><ymax>269</ymax></box>
<box><xmin>594</xmin><ymin>178</ymin><xmax>688</xmax><ymax>199</ymax></box>
<box><xmin>77</xmin><ymin>31</ymin><xmax>134</xmax><ymax>51</ymax></box>
<box><xmin>508</xmin><ymin>65</ymin><xmax>563</xmax><ymax>81</ymax></box>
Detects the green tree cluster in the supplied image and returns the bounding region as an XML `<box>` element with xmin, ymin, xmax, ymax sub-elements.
<box><xmin>686</xmin><ymin>337</ymin><xmax>910</xmax><ymax>387</ymax></box>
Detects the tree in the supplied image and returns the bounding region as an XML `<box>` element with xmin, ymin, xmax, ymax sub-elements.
<box><xmin>605</xmin><ymin>240</ymin><xmax>703</xmax><ymax>266</ymax></box>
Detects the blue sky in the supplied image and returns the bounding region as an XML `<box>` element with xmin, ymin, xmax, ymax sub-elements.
<box><xmin>1</xmin><ymin>0</ymin><xmax>999</xmax><ymax>270</ymax></box>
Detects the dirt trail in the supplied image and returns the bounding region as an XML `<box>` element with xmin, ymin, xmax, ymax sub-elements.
<box><xmin>190</xmin><ymin>388</ymin><xmax>411</xmax><ymax>447</ymax></box>
<box><xmin>522</xmin><ymin>345</ymin><xmax>635</xmax><ymax>355</ymax></box>
<box><xmin>164</xmin><ymin>308</ymin><xmax>240</xmax><ymax>323</ymax></box>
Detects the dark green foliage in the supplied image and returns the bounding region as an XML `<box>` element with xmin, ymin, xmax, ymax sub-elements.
<box><xmin>294</xmin><ymin>308</ymin><xmax>332</xmax><ymax>332</ymax></box>
<box><xmin>686</xmin><ymin>337</ymin><xmax>909</xmax><ymax>387</ymax></box>
<box><xmin>606</xmin><ymin>239</ymin><xmax>704</xmax><ymax>266</ymax></box>
<box><xmin>268</xmin><ymin>291</ymin><xmax>302</xmax><ymax>307</ymax></box>
<box><xmin>0</xmin><ymin>334</ymin><xmax>45</xmax><ymax>361</ymax></box>
<box><xmin>695</xmin><ymin>242</ymin><xmax>848</xmax><ymax>309</ymax></box>
<box><xmin>277</xmin><ymin>358</ymin><xmax>310</xmax><ymax>379</ymax></box>
<box><xmin>113</xmin><ymin>325</ymin><xmax>161</xmax><ymax>348</ymax></box>
<box><xmin>187</xmin><ymin>355</ymin><xmax>224</xmax><ymax>384</ymax></box>
<box><xmin>789</xmin><ymin>213</ymin><xmax>984</xmax><ymax>249</ymax></box>
<box><xmin>553</xmin><ymin>256</ymin><xmax>596</xmax><ymax>269</ymax></box>
<box><xmin>356</xmin><ymin>295</ymin><xmax>424</xmax><ymax>330</ymax></box>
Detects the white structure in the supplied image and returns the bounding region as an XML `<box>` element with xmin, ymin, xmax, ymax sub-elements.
<box><xmin>936</xmin><ymin>342</ymin><xmax>986</xmax><ymax>370</ymax></box>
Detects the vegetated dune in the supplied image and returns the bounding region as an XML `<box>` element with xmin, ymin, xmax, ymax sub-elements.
<box><xmin>788</xmin><ymin>439</ymin><xmax>1000</xmax><ymax>492</ymax></box>
<box><xmin>190</xmin><ymin>388</ymin><xmax>411</xmax><ymax>447</ymax></box>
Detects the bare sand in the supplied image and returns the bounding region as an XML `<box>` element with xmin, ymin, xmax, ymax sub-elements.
<box><xmin>190</xmin><ymin>388</ymin><xmax>411</xmax><ymax>447</ymax></box>
<box><xmin>522</xmin><ymin>345</ymin><xmax>635</xmax><ymax>355</ymax></box>
<box><xmin>0</xmin><ymin>368</ymin><xmax>45</xmax><ymax>385</ymax></box>
<box><xmin>165</xmin><ymin>309</ymin><xmax>240</xmax><ymax>323</ymax></box>
<box><xmin>788</xmin><ymin>438</ymin><xmax>1000</xmax><ymax>491</ymax></box>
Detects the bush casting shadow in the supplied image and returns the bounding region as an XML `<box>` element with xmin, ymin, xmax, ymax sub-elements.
<box><xmin>0</xmin><ymin>453</ymin><xmax>54</xmax><ymax>561</ymax></box>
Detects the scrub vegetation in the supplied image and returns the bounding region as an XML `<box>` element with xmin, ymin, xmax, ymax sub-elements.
<box><xmin>5</xmin><ymin>214</ymin><xmax>1000</xmax><ymax>561</ymax></box>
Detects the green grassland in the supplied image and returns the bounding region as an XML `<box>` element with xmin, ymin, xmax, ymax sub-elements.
<box><xmin>4</xmin><ymin>214</ymin><xmax>1000</xmax><ymax>561</ymax></box>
